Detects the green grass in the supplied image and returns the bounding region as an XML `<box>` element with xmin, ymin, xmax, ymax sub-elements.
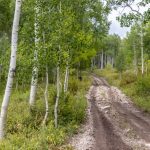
<box><xmin>122</xmin><ymin>80</ymin><xmax>150</xmax><ymax>113</ymax></box>
<box><xmin>0</xmin><ymin>75</ymin><xmax>91</xmax><ymax>149</ymax></box>
<box><xmin>94</xmin><ymin>68</ymin><xmax>150</xmax><ymax>113</ymax></box>
<box><xmin>94</xmin><ymin>67</ymin><xmax>120</xmax><ymax>86</ymax></box>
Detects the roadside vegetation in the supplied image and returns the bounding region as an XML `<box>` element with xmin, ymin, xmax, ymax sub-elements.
<box><xmin>0</xmin><ymin>74</ymin><xmax>91</xmax><ymax>149</ymax></box>
<box><xmin>94</xmin><ymin>67</ymin><xmax>150</xmax><ymax>113</ymax></box>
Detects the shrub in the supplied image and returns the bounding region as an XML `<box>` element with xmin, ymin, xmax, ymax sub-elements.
<box><xmin>105</xmin><ymin>63</ymin><xmax>113</xmax><ymax>70</ymax></box>
<box><xmin>59</xmin><ymin>92</ymin><xmax>87</xmax><ymax>125</ymax></box>
<box><xmin>120</xmin><ymin>71</ymin><xmax>137</xmax><ymax>86</ymax></box>
<box><xmin>68</xmin><ymin>78</ymin><xmax>79</xmax><ymax>94</ymax></box>
<box><xmin>136</xmin><ymin>75</ymin><xmax>150</xmax><ymax>95</ymax></box>
<box><xmin>0</xmin><ymin>75</ymin><xmax>90</xmax><ymax>149</ymax></box>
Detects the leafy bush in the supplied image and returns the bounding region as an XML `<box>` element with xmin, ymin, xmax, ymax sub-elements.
<box><xmin>134</xmin><ymin>96</ymin><xmax>150</xmax><ymax>112</ymax></box>
<box><xmin>136</xmin><ymin>75</ymin><xmax>150</xmax><ymax>95</ymax></box>
<box><xmin>59</xmin><ymin>93</ymin><xmax>87</xmax><ymax>125</ymax></box>
<box><xmin>120</xmin><ymin>71</ymin><xmax>137</xmax><ymax>86</ymax></box>
<box><xmin>105</xmin><ymin>63</ymin><xmax>113</xmax><ymax>70</ymax></box>
<box><xmin>0</xmin><ymin>75</ymin><xmax>90</xmax><ymax>149</ymax></box>
<box><xmin>68</xmin><ymin>78</ymin><xmax>79</xmax><ymax>94</ymax></box>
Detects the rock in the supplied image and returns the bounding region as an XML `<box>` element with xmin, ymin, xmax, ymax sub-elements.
<box><xmin>101</xmin><ymin>106</ymin><xmax>111</xmax><ymax>110</ymax></box>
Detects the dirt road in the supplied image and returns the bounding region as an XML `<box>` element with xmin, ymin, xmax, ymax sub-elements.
<box><xmin>71</xmin><ymin>76</ymin><xmax>150</xmax><ymax>150</ymax></box>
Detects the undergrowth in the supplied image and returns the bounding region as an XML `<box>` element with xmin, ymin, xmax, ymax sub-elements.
<box><xmin>0</xmin><ymin>75</ymin><xmax>91</xmax><ymax>149</ymax></box>
<box><xmin>94</xmin><ymin>68</ymin><xmax>150</xmax><ymax>113</ymax></box>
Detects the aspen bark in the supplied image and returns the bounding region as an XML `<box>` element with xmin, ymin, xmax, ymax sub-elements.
<box><xmin>42</xmin><ymin>66</ymin><xmax>49</xmax><ymax>126</ymax></box>
<box><xmin>107</xmin><ymin>55</ymin><xmax>109</xmax><ymax>65</ymax></box>
<box><xmin>0</xmin><ymin>0</ymin><xmax>22</xmax><ymax>139</ymax></box>
<box><xmin>105</xmin><ymin>54</ymin><xmax>107</xmax><ymax>67</ymax></box>
<box><xmin>54</xmin><ymin>1</ymin><xmax>61</xmax><ymax>127</ymax></box>
<box><xmin>133</xmin><ymin>43</ymin><xmax>138</xmax><ymax>76</ymax></box>
<box><xmin>141</xmin><ymin>25</ymin><xmax>144</xmax><ymax>75</ymax></box>
<box><xmin>109</xmin><ymin>56</ymin><xmax>111</xmax><ymax>65</ymax></box>
<box><xmin>54</xmin><ymin>62</ymin><xmax>60</xmax><ymax>128</ymax></box>
<box><xmin>29</xmin><ymin>1</ymin><xmax>39</xmax><ymax>106</ymax></box>
<box><xmin>29</xmin><ymin>48</ymin><xmax>38</xmax><ymax>106</ymax></box>
<box><xmin>112</xmin><ymin>57</ymin><xmax>114</xmax><ymax>68</ymax></box>
<box><xmin>64</xmin><ymin>62</ymin><xmax>69</xmax><ymax>93</ymax></box>
<box><xmin>42</xmin><ymin>30</ymin><xmax>49</xmax><ymax>125</ymax></box>
<box><xmin>101</xmin><ymin>50</ymin><xmax>104</xmax><ymax>69</ymax></box>
<box><xmin>98</xmin><ymin>54</ymin><xmax>101</xmax><ymax>68</ymax></box>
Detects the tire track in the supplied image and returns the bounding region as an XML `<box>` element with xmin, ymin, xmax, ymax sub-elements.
<box><xmin>71</xmin><ymin>75</ymin><xmax>150</xmax><ymax>150</ymax></box>
<box><xmin>90</xmin><ymin>82</ymin><xmax>131</xmax><ymax>150</ymax></box>
<box><xmin>93</xmin><ymin>75</ymin><xmax>150</xmax><ymax>147</ymax></box>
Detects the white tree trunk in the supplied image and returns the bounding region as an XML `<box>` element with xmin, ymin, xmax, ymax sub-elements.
<box><xmin>133</xmin><ymin>43</ymin><xmax>138</xmax><ymax>76</ymax></box>
<box><xmin>42</xmin><ymin>66</ymin><xmax>49</xmax><ymax>126</ymax></box>
<box><xmin>107</xmin><ymin>55</ymin><xmax>109</xmax><ymax>65</ymax></box>
<box><xmin>29</xmin><ymin>50</ymin><xmax>38</xmax><ymax>106</ymax></box>
<box><xmin>109</xmin><ymin>56</ymin><xmax>111</xmax><ymax>64</ymax></box>
<box><xmin>101</xmin><ymin>50</ymin><xmax>104</xmax><ymax>69</ymax></box>
<box><xmin>105</xmin><ymin>54</ymin><xmax>107</xmax><ymax>66</ymax></box>
<box><xmin>64</xmin><ymin>62</ymin><xmax>69</xmax><ymax>93</ymax></box>
<box><xmin>141</xmin><ymin>25</ymin><xmax>144</xmax><ymax>75</ymax></box>
<box><xmin>29</xmin><ymin>2</ymin><xmax>39</xmax><ymax>106</ymax></box>
<box><xmin>0</xmin><ymin>0</ymin><xmax>22</xmax><ymax>139</ymax></box>
<box><xmin>98</xmin><ymin>54</ymin><xmax>101</xmax><ymax>68</ymax></box>
<box><xmin>54</xmin><ymin>1</ymin><xmax>62</xmax><ymax>127</ymax></box>
<box><xmin>54</xmin><ymin>64</ymin><xmax>60</xmax><ymax>128</ymax></box>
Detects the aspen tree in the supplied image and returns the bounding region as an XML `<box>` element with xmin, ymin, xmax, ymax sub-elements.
<box><xmin>29</xmin><ymin>0</ymin><xmax>39</xmax><ymax>106</ymax></box>
<box><xmin>0</xmin><ymin>0</ymin><xmax>22</xmax><ymax>139</ymax></box>
<box><xmin>64</xmin><ymin>60</ymin><xmax>69</xmax><ymax>93</ymax></box>
<box><xmin>54</xmin><ymin>1</ymin><xmax>62</xmax><ymax>128</ymax></box>
<box><xmin>101</xmin><ymin>50</ymin><xmax>104</xmax><ymax>69</ymax></box>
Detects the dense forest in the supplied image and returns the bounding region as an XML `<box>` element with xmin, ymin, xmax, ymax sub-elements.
<box><xmin>0</xmin><ymin>0</ymin><xmax>149</xmax><ymax>149</ymax></box>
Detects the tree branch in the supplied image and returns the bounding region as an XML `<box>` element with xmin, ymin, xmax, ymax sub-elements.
<box><xmin>126</xmin><ymin>3</ymin><xmax>142</xmax><ymax>16</ymax></box>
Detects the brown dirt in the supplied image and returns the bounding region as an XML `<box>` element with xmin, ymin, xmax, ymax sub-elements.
<box><xmin>71</xmin><ymin>76</ymin><xmax>150</xmax><ymax>150</ymax></box>
<box><xmin>90</xmin><ymin>96</ymin><xmax>131</xmax><ymax>149</ymax></box>
<box><xmin>90</xmin><ymin>85</ymin><xmax>131</xmax><ymax>150</ymax></box>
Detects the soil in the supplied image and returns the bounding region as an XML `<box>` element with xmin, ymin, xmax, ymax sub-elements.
<box><xmin>71</xmin><ymin>76</ymin><xmax>150</xmax><ymax>150</ymax></box>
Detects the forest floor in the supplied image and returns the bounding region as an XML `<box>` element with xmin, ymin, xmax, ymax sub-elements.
<box><xmin>70</xmin><ymin>75</ymin><xmax>150</xmax><ymax>150</ymax></box>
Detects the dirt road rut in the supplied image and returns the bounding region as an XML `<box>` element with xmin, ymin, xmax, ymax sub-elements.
<box><xmin>71</xmin><ymin>76</ymin><xmax>150</xmax><ymax>150</ymax></box>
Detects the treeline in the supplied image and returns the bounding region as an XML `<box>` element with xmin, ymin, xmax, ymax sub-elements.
<box><xmin>92</xmin><ymin>0</ymin><xmax>150</xmax><ymax>77</ymax></box>
<box><xmin>92</xmin><ymin>22</ymin><xmax>150</xmax><ymax>76</ymax></box>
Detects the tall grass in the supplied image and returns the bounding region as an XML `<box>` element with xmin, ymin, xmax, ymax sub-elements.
<box><xmin>0</xmin><ymin>75</ymin><xmax>91</xmax><ymax>149</ymax></box>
